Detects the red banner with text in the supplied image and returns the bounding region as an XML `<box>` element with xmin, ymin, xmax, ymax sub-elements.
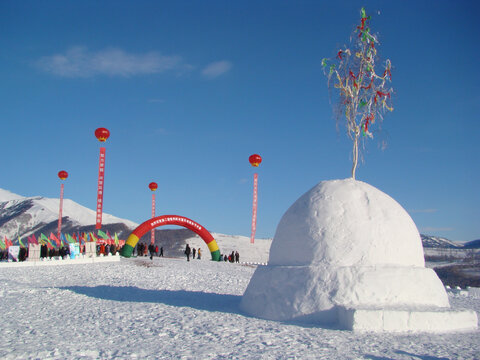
<box><xmin>57</xmin><ymin>183</ymin><xmax>64</xmax><ymax>240</ymax></box>
<box><xmin>95</xmin><ymin>147</ymin><xmax>106</xmax><ymax>229</ymax></box>
<box><xmin>151</xmin><ymin>193</ymin><xmax>156</xmax><ymax>244</ymax></box>
<box><xmin>250</xmin><ymin>173</ymin><xmax>258</xmax><ymax>244</ymax></box>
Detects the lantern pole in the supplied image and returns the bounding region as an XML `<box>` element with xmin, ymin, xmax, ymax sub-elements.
<box><xmin>57</xmin><ymin>171</ymin><xmax>68</xmax><ymax>241</ymax></box>
<box><xmin>250</xmin><ymin>173</ymin><xmax>258</xmax><ymax>244</ymax></box>
<box><xmin>94</xmin><ymin>128</ymin><xmax>110</xmax><ymax>230</ymax></box>
<box><xmin>149</xmin><ymin>182</ymin><xmax>158</xmax><ymax>245</ymax></box>
<box><xmin>58</xmin><ymin>183</ymin><xmax>64</xmax><ymax>240</ymax></box>
<box><xmin>151</xmin><ymin>191</ymin><xmax>156</xmax><ymax>244</ymax></box>
<box><xmin>248</xmin><ymin>154</ymin><xmax>262</xmax><ymax>244</ymax></box>
<box><xmin>95</xmin><ymin>147</ymin><xmax>106</xmax><ymax>229</ymax></box>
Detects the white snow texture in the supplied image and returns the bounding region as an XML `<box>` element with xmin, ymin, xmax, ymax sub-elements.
<box><xmin>241</xmin><ymin>179</ymin><xmax>476</xmax><ymax>331</ymax></box>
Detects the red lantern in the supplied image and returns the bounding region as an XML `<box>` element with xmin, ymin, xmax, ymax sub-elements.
<box><xmin>249</xmin><ymin>154</ymin><xmax>262</xmax><ymax>167</ymax></box>
<box><xmin>149</xmin><ymin>182</ymin><xmax>158</xmax><ymax>191</ymax></box>
<box><xmin>95</xmin><ymin>127</ymin><xmax>110</xmax><ymax>142</ymax></box>
<box><xmin>58</xmin><ymin>170</ymin><xmax>68</xmax><ymax>180</ymax></box>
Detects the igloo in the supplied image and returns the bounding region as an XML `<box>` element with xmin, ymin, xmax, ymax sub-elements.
<box><xmin>241</xmin><ymin>179</ymin><xmax>477</xmax><ymax>332</ymax></box>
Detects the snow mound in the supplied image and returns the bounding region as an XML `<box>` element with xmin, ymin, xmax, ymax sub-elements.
<box><xmin>241</xmin><ymin>179</ymin><xmax>477</xmax><ymax>332</ymax></box>
<box><xmin>268</xmin><ymin>178</ymin><xmax>424</xmax><ymax>267</ymax></box>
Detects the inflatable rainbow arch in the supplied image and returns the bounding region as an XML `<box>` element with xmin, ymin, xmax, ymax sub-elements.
<box><xmin>120</xmin><ymin>215</ymin><xmax>221</xmax><ymax>261</ymax></box>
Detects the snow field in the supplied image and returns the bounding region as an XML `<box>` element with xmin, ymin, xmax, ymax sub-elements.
<box><xmin>1</xmin><ymin>257</ymin><xmax>479</xmax><ymax>360</ymax></box>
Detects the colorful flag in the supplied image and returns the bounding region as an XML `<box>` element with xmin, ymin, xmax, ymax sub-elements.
<box><xmin>28</xmin><ymin>234</ymin><xmax>39</xmax><ymax>245</ymax></box>
<box><xmin>42</xmin><ymin>233</ymin><xmax>50</xmax><ymax>243</ymax></box>
<box><xmin>5</xmin><ymin>236</ymin><xmax>12</xmax><ymax>248</ymax></box>
<box><xmin>18</xmin><ymin>237</ymin><xmax>25</xmax><ymax>248</ymax></box>
<box><xmin>114</xmin><ymin>232</ymin><xmax>119</xmax><ymax>246</ymax></box>
<box><xmin>97</xmin><ymin>230</ymin><xmax>108</xmax><ymax>239</ymax></box>
<box><xmin>49</xmin><ymin>233</ymin><xmax>60</xmax><ymax>247</ymax></box>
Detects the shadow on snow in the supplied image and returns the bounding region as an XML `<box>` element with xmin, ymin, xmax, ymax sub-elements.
<box><xmin>59</xmin><ymin>285</ymin><xmax>242</xmax><ymax>314</ymax></box>
<box><xmin>58</xmin><ymin>285</ymin><xmax>348</xmax><ymax>330</ymax></box>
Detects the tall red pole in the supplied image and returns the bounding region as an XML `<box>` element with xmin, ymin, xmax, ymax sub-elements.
<box><xmin>94</xmin><ymin>128</ymin><xmax>110</xmax><ymax>230</ymax></box>
<box><xmin>151</xmin><ymin>192</ymin><xmax>156</xmax><ymax>244</ymax></box>
<box><xmin>248</xmin><ymin>154</ymin><xmax>262</xmax><ymax>244</ymax></box>
<box><xmin>57</xmin><ymin>170</ymin><xmax>68</xmax><ymax>241</ymax></box>
<box><xmin>148</xmin><ymin>182</ymin><xmax>158</xmax><ymax>245</ymax></box>
<box><xmin>58</xmin><ymin>183</ymin><xmax>64</xmax><ymax>240</ymax></box>
<box><xmin>250</xmin><ymin>173</ymin><xmax>258</xmax><ymax>244</ymax></box>
<box><xmin>95</xmin><ymin>147</ymin><xmax>106</xmax><ymax>229</ymax></box>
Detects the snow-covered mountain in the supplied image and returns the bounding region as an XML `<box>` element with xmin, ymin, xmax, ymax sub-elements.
<box><xmin>0</xmin><ymin>187</ymin><xmax>138</xmax><ymax>240</ymax></box>
<box><xmin>0</xmin><ymin>187</ymin><xmax>273</xmax><ymax>260</ymax></box>
<box><xmin>420</xmin><ymin>234</ymin><xmax>464</xmax><ymax>248</ymax></box>
<box><xmin>420</xmin><ymin>234</ymin><xmax>480</xmax><ymax>249</ymax></box>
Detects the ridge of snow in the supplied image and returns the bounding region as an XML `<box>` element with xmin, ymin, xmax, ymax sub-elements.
<box><xmin>421</xmin><ymin>234</ymin><xmax>463</xmax><ymax>248</ymax></box>
<box><xmin>0</xmin><ymin>188</ymin><xmax>24</xmax><ymax>202</ymax></box>
<box><xmin>0</xmin><ymin>187</ymin><xmax>138</xmax><ymax>229</ymax></box>
<box><xmin>26</xmin><ymin>196</ymin><xmax>138</xmax><ymax>228</ymax></box>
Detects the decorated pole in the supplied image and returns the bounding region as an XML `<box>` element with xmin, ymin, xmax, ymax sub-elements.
<box><xmin>322</xmin><ymin>7</ymin><xmax>394</xmax><ymax>179</ymax></box>
<box><xmin>57</xmin><ymin>170</ymin><xmax>68</xmax><ymax>241</ymax></box>
<box><xmin>148</xmin><ymin>182</ymin><xmax>158</xmax><ymax>244</ymax></box>
<box><xmin>94</xmin><ymin>127</ymin><xmax>110</xmax><ymax>229</ymax></box>
<box><xmin>248</xmin><ymin>154</ymin><xmax>262</xmax><ymax>244</ymax></box>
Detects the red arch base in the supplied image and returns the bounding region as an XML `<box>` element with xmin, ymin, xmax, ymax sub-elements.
<box><xmin>120</xmin><ymin>215</ymin><xmax>221</xmax><ymax>261</ymax></box>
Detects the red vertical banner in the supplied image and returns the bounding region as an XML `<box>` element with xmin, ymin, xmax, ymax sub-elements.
<box><xmin>96</xmin><ymin>147</ymin><xmax>106</xmax><ymax>229</ymax></box>
<box><xmin>58</xmin><ymin>183</ymin><xmax>64</xmax><ymax>240</ymax></box>
<box><xmin>151</xmin><ymin>192</ymin><xmax>156</xmax><ymax>244</ymax></box>
<box><xmin>250</xmin><ymin>173</ymin><xmax>258</xmax><ymax>244</ymax></box>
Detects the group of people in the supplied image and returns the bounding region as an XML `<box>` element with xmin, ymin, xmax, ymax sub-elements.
<box><xmin>223</xmin><ymin>251</ymin><xmax>240</xmax><ymax>263</ymax></box>
<box><xmin>96</xmin><ymin>243</ymin><xmax>121</xmax><ymax>256</ymax></box>
<box><xmin>183</xmin><ymin>245</ymin><xmax>240</xmax><ymax>263</ymax></box>
<box><xmin>184</xmin><ymin>244</ymin><xmax>202</xmax><ymax>261</ymax></box>
<box><xmin>0</xmin><ymin>244</ymin><xmax>91</xmax><ymax>262</ymax></box>
<box><xmin>134</xmin><ymin>242</ymin><xmax>164</xmax><ymax>260</ymax></box>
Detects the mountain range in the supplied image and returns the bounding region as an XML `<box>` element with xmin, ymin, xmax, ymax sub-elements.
<box><xmin>0</xmin><ymin>188</ymin><xmax>478</xmax><ymax>250</ymax></box>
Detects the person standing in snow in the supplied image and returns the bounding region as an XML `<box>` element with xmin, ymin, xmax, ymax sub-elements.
<box><xmin>192</xmin><ymin>247</ymin><xmax>196</xmax><ymax>259</ymax></box>
<box><xmin>235</xmin><ymin>251</ymin><xmax>239</xmax><ymax>263</ymax></box>
<box><xmin>148</xmin><ymin>243</ymin><xmax>155</xmax><ymax>260</ymax></box>
<box><xmin>155</xmin><ymin>245</ymin><xmax>159</xmax><ymax>256</ymax></box>
<box><xmin>40</xmin><ymin>244</ymin><xmax>48</xmax><ymax>259</ymax></box>
<box><xmin>159</xmin><ymin>246</ymin><xmax>163</xmax><ymax>257</ymax></box>
<box><xmin>185</xmin><ymin>244</ymin><xmax>191</xmax><ymax>261</ymax></box>
<box><xmin>197</xmin><ymin>248</ymin><xmax>201</xmax><ymax>260</ymax></box>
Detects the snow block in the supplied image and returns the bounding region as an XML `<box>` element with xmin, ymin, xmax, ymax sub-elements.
<box><xmin>338</xmin><ymin>307</ymin><xmax>478</xmax><ymax>332</ymax></box>
<box><xmin>240</xmin><ymin>264</ymin><xmax>449</xmax><ymax>323</ymax></box>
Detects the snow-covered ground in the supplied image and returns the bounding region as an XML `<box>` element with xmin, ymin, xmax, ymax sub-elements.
<box><xmin>1</xmin><ymin>256</ymin><xmax>479</xmax><ymax>360</ymax></box>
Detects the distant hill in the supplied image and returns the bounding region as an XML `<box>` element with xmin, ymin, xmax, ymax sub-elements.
<box><xmin>420</xmin><ymin>234</ymin><xmax>480</xmax><ymax>249</ymax></box>
<box><xmin>420</xmin><ymin>234</ymin><xmax>464</xmax><ymax>248</ymax></box>
<box><xmin>0</xmin><ymin>187</ymin><xmax>270</xmax><ymax>260</ymax></box>
<box><xmin>463</xmin><ymin>239</ymin><xmax>480</xmax><ymax>249</ymax></box>
<box><xmin>0</xmin><ymin>188</ymin><xmax>138</xmax><ymax>240</ymax></box>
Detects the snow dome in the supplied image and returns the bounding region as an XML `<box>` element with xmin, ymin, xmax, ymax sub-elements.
<box><xmin>241</xmin><ymin>179</ymin><xmax>477</xmax><ymax>332</ymax></box>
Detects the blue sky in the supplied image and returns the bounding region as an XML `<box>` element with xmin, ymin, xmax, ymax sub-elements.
<box><xmin>0</xmin><ymin>0</ymin><xmax>478</xmax><ymax>241</ymax></box>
